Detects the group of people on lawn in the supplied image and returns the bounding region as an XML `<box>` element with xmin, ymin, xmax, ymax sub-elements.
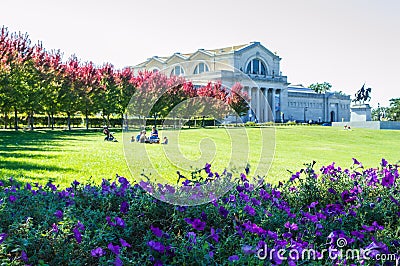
<box><xmin>132</xmin><ymin>126</ymin><xmax>168</xmax><ymax>144</ymax></box>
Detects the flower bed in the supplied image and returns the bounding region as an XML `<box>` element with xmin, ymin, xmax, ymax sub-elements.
<box><xmin>0</xmin><ymin>159</ymin><xmax>399</xmax><ymax>265</ymax></box>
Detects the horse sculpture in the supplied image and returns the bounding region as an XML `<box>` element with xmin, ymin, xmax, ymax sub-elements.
<box><xmin>352</xmin><ymin>84</ymin><xmax>371</xmax><ymax>104</ymax></box>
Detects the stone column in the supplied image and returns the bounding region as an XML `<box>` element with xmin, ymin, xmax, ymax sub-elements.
<box><xmin>261</xmin><ymin>88</ymin><xmax>268</xmax><ymax>122</ymax></box>
<box><xmin>271</xmin><ymin>89</ymin><xmax>276</xmax><ymax>122</ymax></box>
<box><xmin>247</xmin><ymin>87</ymin><xmax>253</xmax><ymax>121</ymax></box>
<box><xmin>256</xmin><ymin>88</ymin><xmax>260</xmax><ymax>122</ymax></box>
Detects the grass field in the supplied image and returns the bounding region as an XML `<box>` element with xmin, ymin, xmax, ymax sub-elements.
<box><xmin>0</xmin><ymin>126</ymin><xmax>399</xmax><ymax>187</ymax></box>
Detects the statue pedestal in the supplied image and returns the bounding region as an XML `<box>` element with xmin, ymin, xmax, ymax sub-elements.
<box><xmin>350</xmin><ymin>104</ymin><xmax>372</xmax><ymax>122</ymax></box>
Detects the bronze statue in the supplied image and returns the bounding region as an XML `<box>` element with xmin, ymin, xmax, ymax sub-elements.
<box><xmin>352</xmin><ymin>84</ymin><xmax>371</xmax><ymax>104</ymax></box>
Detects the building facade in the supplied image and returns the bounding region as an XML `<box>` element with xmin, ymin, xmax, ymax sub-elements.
<box><xmin>132</xmin><ymin>42</ymin><xmax>350</xmax><ymax>123</ymax></box>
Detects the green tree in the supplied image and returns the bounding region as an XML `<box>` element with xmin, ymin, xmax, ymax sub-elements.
<box><xmin>309</xmin><ymin>82</ymin><xmax>332</xmax><ymax>94</ymax></box>
<box><xmin>387</xmin><ymin>98</ymin><xmax>400</xmax><ymax>121</ymax></box>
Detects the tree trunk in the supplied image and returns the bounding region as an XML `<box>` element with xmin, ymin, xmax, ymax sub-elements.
<box><xmin>30</xmin><ymin>111</ymin><xmax>34</xmax><ymax>131</ymax></box>
<box><xmin>51</xmin><ymin>112</ymin><xmax>54</xmax><ymax>130</ymax></box>
<box><xmin>121</xmin><ymin>112</ymin><xmax>127</xmax><ymax>131</ymax></box>
<box><xmin>47</xmin><ymin>113</ymin><xmax>51</xmax><ymax>128</ymax></box>
<box><xmin>67</xmin><ymin>112</ymin><xmax>71</xmax><ymax>131</ymax></box>
<box><xmin>4</xmin><ymin>112</ymin><xmax>7</xmax><ymax>129</ymax></box>
<box><xmin>85</xmin><ymin>108</ymin><xmax>89</xmax><ymax>130</ymax></box>
<box><xmin>107</xmin><ymin>113</ymin><xmax>110</xmax><ymax>128</ymax></box>
<box><xmin>14</xmin><ymin>107</ymin><xmax>18</xmax><ymax>131</ymax></box>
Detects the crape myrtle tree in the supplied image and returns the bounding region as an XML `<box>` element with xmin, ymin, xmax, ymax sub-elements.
<box><xmin>0</xmin><ymin>26</ymin><xmax>34</xmax><ymax>130</ymax></box>
<box><xmin>33</xmin><ymin>46</ymin><xmax>64</xmax><ymax>130</ymax></box>
<box><xmin>226</xmin><ymin>82</ymin><xmax>250</xmax><ymax>123</ymax></box>
<box><xmin>114</xmin><ymin>67</ymin><xmax>137</xmax><ymax>127</ymax></box>
<box><xmin>147</xmin><ymin>74</ymin><xmax>197</xmax><ymax>126</ymax></box>
<box><xmin>76</xmin><ymin>61</ymin><xmax>101</xmax><ymax>130</ymax></box>
<box><xmin>96</xmin><ymin>63</ymin><xmax>119</xmax><ymax>127</ymax></box>
<box><xmin>58</xmin><ymin>56</ymin><xmax>81</xmax><ymax>131</ymax></box>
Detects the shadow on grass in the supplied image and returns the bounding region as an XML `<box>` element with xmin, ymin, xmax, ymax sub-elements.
<box><xmin>0</xmin><ymin>129</ymin><xmax>104</xmax><ymax>182</ymax></box>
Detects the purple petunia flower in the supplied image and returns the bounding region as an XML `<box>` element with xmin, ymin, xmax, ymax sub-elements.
<box><xmin>328</xmin><ymin>187</ymin><xmax>337</xmax><ymax>194</ymax></box>
<box><xmin>20</xmin><ymin>250</ymin><xmax>28</xmax><ymax>262</ymax></box>
<box><xmin>148</xmin><ymin>240</ymin><xmax>165</xmax><ymax>253</ymax></box>
<box><xmin>91</xmin><ymin>247</ymin><xmax>106</xmax><ymax>257</ymax></box>
<box><xmin>219</xmin><ymin>206</ymin><xmax>229</xmax><ymax>218</ymax></box>
<box><xmin>120</xmin><ymin>201</ymin><xmax>129</xmax><ymax>214</ymax></box>
<box><xmin>239</xmin><ymin>192</ymin><xmax>250</xmax><ymax>202</ymax></box>
<box><xmin>200</xmin><ymin>212</ymin><xmax>207</xmax><ymax>221</ymax></box>
<box><xmin>108</xmin><ymin>242</ymin><xmax>121</xmax><ymax>255</ymax></box>
<box><xmin>352</xmin><ymin>158</ymin><xmax>361</xmax><ymax>166</ymax></box>
<box><xmin>351</xmin><ymin>231</ymin><xmax>365</xmax><ymax>239</ymax></box>
<box><xmin>242</xmin><ymin>245</ymin><xmax>254</xmax><ymax>255</ymax></box>
<box><xmin>52</xmin><ymin>223</ymin><xmax>58</xmax><ymax>232</ymax></box>
<box><xmin>244</xmin><ymin>205</ymin><xmax>256</xmax><ymax>216</ymax></box>
<box><xmin>210</xmin><ymin>227</ymin><xmax>219</xmax><ymax>243</ymax></box>
<box><xmin>115</xmin><ymin>256</ymin><xmax>123</xmax><ymax>266</ymax></box>
<box><xmin>0</xmin><ymin>233</ymin><xmax>7</xmax><ymax>244</ymax></box>
<box><xmin>251</xmin><ymin>198</ymin><xmax>261</xmax><ymax>206</ymax></box>
<box><xmin>284</xmin><ymin>222</ymin><xmax>298</xmax><ymax>231</ymax></box>
<box><xmin>381</xmin><ymin>170</ymin><xmax>395</xmax><ymax>187</ymax></box>
<box><xmin>176</xmin><ymin>206</ymin><xmax>187</xmax><ymax>212</ymax></box>
<box><xmin>76</xmin><ymin>221</ymin><xmax>85</xmax><ymax>231</ymax></box>
<box><xmin>289</xmin><ymin>172</ymin><xmax>300</xmax><ymax>182</ymax></box>
<box><xmin>381</xmin><ymin>158</ymin><xmax>388</xmax><ymax>167</ymax></box>
<box><xmin>120</xmin><ymin>238</ymin><xmax>131</xmax><ymax>247</ymax></box>
<box><xmin>54</xmin><ymin>210</ymin><xmax>63</xmax><ymax>219</ymax></box>
<box><xmin>308</xmin><ymin>201</ymin><xmax>318</xmax><ymax>208</ymax></box>
<box><xmin>115</xmin><ymin>217</ymin><xmax>125</xmax><ymax>227</ymax></box>
<box><xmin>151</xmin><ymin>225</ymin><xmax>164</xmax><ymax>238</ymax></box>
<box><xmin>8</xmin><ymin>195</ymin><xmax>16</xmax><ymax>203</ymax></box>
<box><xmin>185</xmin><ymin>218</ymin><xmax>206</xmax><ymax>231</ymax></box>
<box><xmin>242</xmin><ymin>221</ymin><xmax>266</xmax><ymax>235</ymax></box>
<box><xmin>228</xmin><ymin>255</ymin><xmax>239</xmax><ymax>261</ymax></box>
<box><xmin>187</xmin><ymin>232</ymin><xmax>196</xmax><ymax>244</ymax></box>
<box><xmin>73</xmin><ymin>227</ymin><xmax>82</xmax><ymax>243</ymax></box>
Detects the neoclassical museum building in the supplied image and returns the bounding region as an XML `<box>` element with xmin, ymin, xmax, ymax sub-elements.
<box><xmin>132</xmin><ymin>42</ymin><xmax>350</xmax><ymax>123</ymax></box>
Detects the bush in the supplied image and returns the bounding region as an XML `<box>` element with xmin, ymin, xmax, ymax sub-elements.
<box><xmin>0</xmin><ymin>159</ymin><xmax>399</xmax><ymax>265</ymax></box>
<box><xmin>245</xmin><ymin>121</ymin><xmax>257</xmax><ymax>127</ymax></box>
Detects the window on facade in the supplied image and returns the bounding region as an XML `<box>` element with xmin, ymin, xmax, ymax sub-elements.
<box><xmin>170</xmin><ymin>65</ymin><xmax>184</xmax><ymax>76</ymax></box>
<box><xmin>152</xmin><ymin>68</ymin><xmax>159</xmax><ymax>73</ymax></box>
<box><xmin>193</xmin><ymin>63</ymin><xmax>209</xmax><ymax>74</ymax></box>
<box><xmin>246</xmin><ymin>59</ymin><xmax>267</xmax><ymax>75</ymax></box>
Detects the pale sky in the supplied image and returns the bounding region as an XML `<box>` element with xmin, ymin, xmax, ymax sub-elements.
<box><xmin>2</xmin><ymin>0</ymin><xmax>399</xmax><ymax>107</ymax></box>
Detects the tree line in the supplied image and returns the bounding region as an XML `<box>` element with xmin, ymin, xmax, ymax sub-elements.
<box><xmin>0</xmin><ymin>26</ymin><xmax>249</xmax><ymax>130</ymax></box>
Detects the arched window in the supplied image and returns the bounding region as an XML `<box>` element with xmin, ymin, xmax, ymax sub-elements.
<box><xmin>193</xmin><ymin>63</ymin><xmax>209</xmax><ymax>74</ymax></box>
<box><xmin>170</xmin><ymin>65</ymin><xmax>185</xmax><ymax>76</ymax></box>
<box><xmin>245</xmin><ymin>59</ymin><xmax>267</xmax><ymax>75</ymax></box>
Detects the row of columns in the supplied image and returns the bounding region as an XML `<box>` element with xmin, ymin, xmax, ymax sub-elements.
<box><xmin>245</xmin><ymin>87</ymin><xmax>281</xmax><ymax>122</ymax></box>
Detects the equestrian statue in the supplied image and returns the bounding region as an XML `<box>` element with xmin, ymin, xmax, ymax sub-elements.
<box><xmin>352</xmin><ymin>83</ymin><xmax>371</xmax><ymax>104</ymax></box>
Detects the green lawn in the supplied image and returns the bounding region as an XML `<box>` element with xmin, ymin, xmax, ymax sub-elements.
<box><xmin>0</xmin><ymin>126</ymin><xmax>399</xmax><ymax>187</ymax></box>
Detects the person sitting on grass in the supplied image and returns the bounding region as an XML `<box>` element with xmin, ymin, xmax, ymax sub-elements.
<box><xmin>103</xmin><ymin>126</ymin><xmax>111</xmax><ymax>141</ymax></box>
<box><xmin>139</xmin><ymin>130</ymin><xmax>148</xmax><ymax>143</ymax></box>
<box><xmin>162</xmin><ymin>136</ymin><xmax>168</xmax><ymax>144</ymax></box>
<box><xmin>149</xmin><ymin>126</ymin><xmax>160</xmax><ymax>143</ymax></box>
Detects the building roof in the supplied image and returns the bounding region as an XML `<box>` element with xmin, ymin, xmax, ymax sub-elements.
<box><xmin>287</xmin><ymin>85</ymin><xmax>316</xmax><ymax>94</ymax></box>
<box><xmin>132</xmin><ymin>43</ymin><xmax>259</xmax><ymax>68</ymax></box>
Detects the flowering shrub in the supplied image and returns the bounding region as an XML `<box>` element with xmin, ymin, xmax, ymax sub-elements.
<box><xmin>0</xmin><ymin>159</ymin><xmax>399</xmax><ymax>265</ymax></box>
